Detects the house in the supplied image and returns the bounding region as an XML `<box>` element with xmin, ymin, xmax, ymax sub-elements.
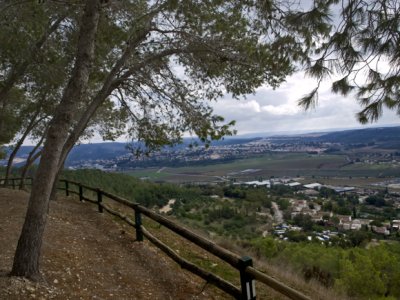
<box><xmin>301</xmin><ymin>207</ymin><xmax>316</xmax><ymax>216</ymax></box>
<box><xmin>312</xmin><ymin>211</ymin><xmax>332</xmax><ymax>222</ymax></box>
<box><xmin>242</xmin><ymin>180</ymin><xmax>271</xmax><ymax>187</ymax></box>
<box><xmin>392</xmin><ymin>220</ymin><xmax>400</xmax><ymax>231</ymax></box>
<box><xmin>341</xmin><ymin>222</ymin><xmax>351</xmax><ymax>230</ymax></box>
<box><xmin>359</xmin><ymin>219</ymin><xmax>372</xmax><ymax>226</ymax></box>
<box><xmin>304</xmin><ymin>183</ymin><xmax>323</xmax><ymax>189</ymax></box>
<box><xmin>372</xmin><ymin>226</ymin><xmax>390</xmax><ymax>235</ymax></box>
<box><xmin>338</xmin><ymin>215</ymin><xmax>352</xmax><ymax>224</ymax></box>
<box><xmin>337</xmin><ymin>215</ymin><xmax>352</xmax><ymax>230</ymax></box>
<box><xmin>293</xmin><ymin>200</ymin><xmax>308</xmax><ymax>210</ymax></box>
<box><xmin>286</xmin><ymin>182</ymin><xmax>302</xmax><ymax>189</ymax></box>
<box><xmin>313</xmin><ymin>204</ymin><xmax>322</xmax><ymax>211</ymax></box>
<box><xmin>350</xmin><ymin>219</ymin><xmax>362</xmax><ymax>230</ymax></box>
<box><xmin>312</xmin><ymin>213</ymin><xmax>324</xmax><ymax>222</ymax></box>
<box><xmin>326</xmin><ymin>185</ymin><xmax>355</xmax><ymax>194</ymax></box>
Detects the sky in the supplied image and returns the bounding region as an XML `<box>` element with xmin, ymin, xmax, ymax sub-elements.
<box><xmin>211</xmin><ymin>71</ymin><xmax>399</xmax><ymax>136</ymax></box>
<box><xmin>210</xmin><ymin>1</ymin><xmax>400</xmax><ymax>137</ymax></box>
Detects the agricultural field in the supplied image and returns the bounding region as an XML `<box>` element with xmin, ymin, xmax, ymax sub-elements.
<box><xmin>124</xmin><ymin>152</ymin><xmax>400</xmax><ymax>186</ymax></box>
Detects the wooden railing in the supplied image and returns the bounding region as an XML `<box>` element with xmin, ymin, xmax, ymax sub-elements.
<box><xmin>1</xmin><ymin>177</ymin><xmax>311</xmax><ymax>300</ymax></box>
<box><xmin>0</xmin><ymin>177</ymin><xmax>32</xmax><ymax>189</ymax></box>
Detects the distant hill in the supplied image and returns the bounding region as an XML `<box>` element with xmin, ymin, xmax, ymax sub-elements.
<box><xmin>66</xmin><ymin>142</ymin><xmax>129</xmax><ymax>162</ymax></box>
<box><xmin>313</xmin><ymin>127</ymin><xmax>400</xmax><ymax>146</ymax></box>
<box><xmin>268</xmin><ymin>126</ymin><xmax>400</xmax><ymax>149</ymax></box>
<box><xmin>2</xmin><ymin>126</ymin><xmax>399</xmax><ymax>167</ymax></box>
<box><xmin>65</xmin><ymin>137</ymin><xmax>261</xmax><ymax>163</ymax></box>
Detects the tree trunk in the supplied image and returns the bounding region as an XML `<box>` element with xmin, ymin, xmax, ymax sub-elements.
<box><xmin>19</xmin><ymin>149</ymin><xmax>42</xmax><ymax>190</ymax></box>
<box><xmin>49</xmin><ymin>165</ymin><xmax>64</xmax><ymax>202</ymax></box>
<box><xmin>10</xmin><ymin>0</ymin><xmax>101</xmax><ymax>280</ymax></box>
<box><xmin>19</xmin><ymin>122</ymin><xmax>49</xmax><ymax>189</ymax></box>
<box><xmin>3</xmin><ymin>112</ymin><xmax>41</xmax><ymax>186</ymax></box>
<box><xmin>57</xmin><ymin>21</ymin><xmax>152</xmax><ymax>169</ymax></box>
<box><xmin>19</xmin><ymin>137</ymin><xmax>43</xmax><ymax>190</ymax></box>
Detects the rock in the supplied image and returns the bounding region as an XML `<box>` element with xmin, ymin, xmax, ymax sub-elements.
<box><xmin>53</xmin><ymin>279</ymin><xmax>59</xmax><ymax>284</ymax></box>
<box><xmin>26</xmin><ymin>286</ymin><xmax>36</xmax><ymax>292</ymax></box>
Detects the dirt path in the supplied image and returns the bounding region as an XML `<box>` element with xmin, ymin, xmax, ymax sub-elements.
<box><xmin>271</xmin><ymin>202</ymin><xmax>283</xmax><ymax>224</ymax></box>
<box><xmin>0</xmin><ymin>188</ymin><xmax>229</xmax><ymax>299</ymax></box>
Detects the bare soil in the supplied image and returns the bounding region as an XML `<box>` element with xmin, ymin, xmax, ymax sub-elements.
<box><xmin>0</xmin><ymin>188</ymin><xmax>229</xmax><ymax>299</ymax></box>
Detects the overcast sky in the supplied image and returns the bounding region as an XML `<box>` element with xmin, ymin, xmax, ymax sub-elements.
<box><xmin>209</xmin><ymin>2</ymin><xmax>400</xmax><ymax>137</ymax></box>
<box><xmin>211</xmin><ymin>71</ymin><xmax>399</xmax><ymax>136</ymax></box>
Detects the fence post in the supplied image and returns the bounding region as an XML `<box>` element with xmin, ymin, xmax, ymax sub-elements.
<box><xmin>239</xmin><ymin>256</ymin><xmax>256</xmax><ymax>300</ymax></box>
<box><xmin>134</xmin><ymin>209</ymin><xmax>143</xmax><ymax>241</ymax></box>
<box><xmin>97</xmin><ymin>189</ymin><xmax>103</xmax><ymax>213</ymax></box>
<box><xmin>79</xmin><ymin>184</ymin><xmax>83</xmax><ymax>202</ymax></box>
<box><xmin>65</xmin><ymin>181</ymin><xmax>69</xmax><ymax>196</ymax></box>
<box><xmin>12</xmin><ymin>179</ymin><xmax>15</xmax><ymax>189</ymax></box>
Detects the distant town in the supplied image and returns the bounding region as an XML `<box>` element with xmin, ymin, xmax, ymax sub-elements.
<box><xmin>233</xmin><ymin>177</ymin><xmax>400</xmax><ymax>240</ymax></box>
<box><xmin>64</xmin><ymin>135</ymin><xmax>400</xmax><ymax>172</ymax></box>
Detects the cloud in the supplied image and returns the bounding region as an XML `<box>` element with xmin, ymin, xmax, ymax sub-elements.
<box><xmin>211</xmin><ymin>71</ymin><xmax>399</xmax><ymax>135</ymax></box>
<box><xmin>261</xmin><ymin>104</ymin><xmax>299</xmax><ymax>116</ymax></box>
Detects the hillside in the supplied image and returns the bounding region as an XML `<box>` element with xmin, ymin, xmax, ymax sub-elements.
<box><xmin>0</xmin><ymin>182</ymin><xmax>348</xmax><ymax>300</ymax></box>
<box><xmin>312</xmin><ymin>126</ymin><xmax>400</xmax><ymax>147</ymax></box>
<box><xmin>0</xmin><ymin>189</ymin><xmax>221</xmax><ymax>299</ymax></box>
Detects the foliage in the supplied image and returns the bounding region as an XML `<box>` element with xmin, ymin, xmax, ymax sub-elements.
<box><xmin>61</xmin><ymin>169</ymin><xmax>182</xmax><ymax>208</ymax></box>
<box><xmin>347</xmin><ymin>230</ymin><xmax>371</xmax><ymax>247</ymax></box>
<box><xmin>251</xmin><ymin>238</ymin><xmax>400</xmax><ymax>299</ymax></box>
<box><xmin>365</xmin><ymin>193</ymin><xmax>388</xmax><ymax>207</ymax></box>
<box><xmin>7</xmin><ymin>0</ymin><xmax>400</xmax><ymax>160</ymax></box>
<box><xmin>251</xmin><ymin>237</ymin><xmax>281</xmax><ymax>258</ymax></box>
<box><xmin>293</xmin><ymin>214</ymin><xmax>314</xmax><ymax>231</ymax></box>
<box><xmin>297</xmin><ymin>0</ymin><xmax>400</xmax><ymax>123</ymax></box>
<box><xmin>319</xmin><ymin>187</ymin><xmax>338</xmax><ymax>199</ymax></box>
<box><xmin>271</xmin><ymin>184</ymin><xmax>293</xmax><ymax>196</ymax></box>
<box><xmin>276</xmin><ymin>198</ymin><xmax>290</xmax><ymax>210</ymax></box>
<box><xmin>223</xmin><ymin>186</ymin><xmax>246</xmax><ymax>199</ymax></box>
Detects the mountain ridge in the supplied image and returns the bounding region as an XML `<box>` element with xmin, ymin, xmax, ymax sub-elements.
<box><xmin>2</xmin><ymin>125</ymin><xmax>399</xmax><ymax>167</ymax></box>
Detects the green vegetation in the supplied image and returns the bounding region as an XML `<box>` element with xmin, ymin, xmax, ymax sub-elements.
<box><xmin>58</xmin><ymin>169</ymin><xmax>400</xmax><ymax>299</ymax></box>
<box><xmin>250</xmin><ymin>238</ymin><xmax>400</xmax><ymax>299</ymax></box>
<box><xmin>61</xmin><ymin>169</ymin><xmax>181</xmax><ymax>208</ymax></box>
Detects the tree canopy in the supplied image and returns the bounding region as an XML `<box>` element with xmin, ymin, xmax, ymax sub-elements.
<box><xmin>2</xmin><ymin>0</ymin><xmax>399</xmax><ymax>152</ymax></box>
<box><xmin>297</xmin><ymin>0</ymin><xmax>400</xmax><ymax>122</ymax></box>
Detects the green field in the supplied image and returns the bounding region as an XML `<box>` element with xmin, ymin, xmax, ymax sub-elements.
<box><xmin>122</xmin><ymin>153</ymin><xmax>394</xmax><ymax>182</ymax></box>
<box><xmin>123</xmin><ymin>153</ymin><xmax>400</xmax><ymax>184</ymax></box>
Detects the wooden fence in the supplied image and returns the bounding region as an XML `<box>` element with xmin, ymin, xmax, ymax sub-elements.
<box><xmin>1</xmin><ymin>177</ymin><xmax>311</xmax><ymax>300</ymax></box>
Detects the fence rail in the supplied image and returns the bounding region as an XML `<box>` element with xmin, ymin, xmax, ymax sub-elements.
<box><xmin>0</xmin><ymin>177</ymin><xmax>32</xmax><ymax>189</ymax></box>
<box><xmin>1</xmin><ymin>177</ymin><xmax>311</xmax><ymax>300</ymax></box>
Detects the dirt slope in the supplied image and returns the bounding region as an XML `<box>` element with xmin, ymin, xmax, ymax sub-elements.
<box><xmin>0</xmin><ymin>188</ymin><xmax>229</xmax><ymax>299</ymax></box>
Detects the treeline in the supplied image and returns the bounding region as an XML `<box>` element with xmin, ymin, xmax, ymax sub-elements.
<box><xmin>61</xmin><ymin>169</ymin><xmax>185</xmax><ymax>208</ymax></box>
